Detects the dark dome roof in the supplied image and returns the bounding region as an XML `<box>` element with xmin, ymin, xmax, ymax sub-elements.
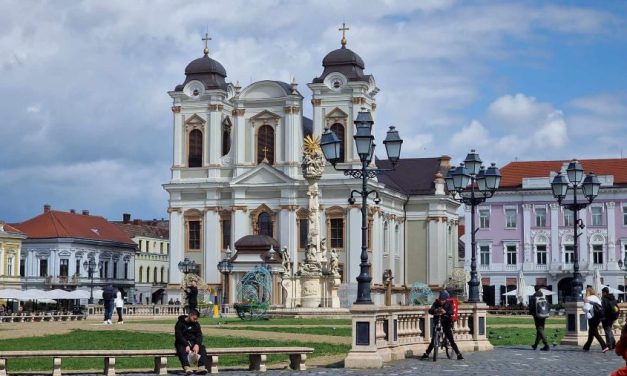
<box><xmin>234</xmin><ymin>234</ymin><xmax>279</xmax><ymax>249</ymax></box>
<box><xmin>322</xmin><ymin>46</ymin><xmax>365</xmax><ymax>69</ymax></box>
<box><xmin>185</xmin><ymin>55</ymin><xmax>227</xmax><ymax>77</ymax></box>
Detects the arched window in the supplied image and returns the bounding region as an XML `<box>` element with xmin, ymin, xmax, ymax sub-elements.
<box><xmin>258</xmin><ymin>212</ymin><xmax>273</xmax><ymax>237</ymax></box>
<box><xmin>161</xmin><ymin>267</ymin><xmax>165</xmax><ymax>283</ymax></box>
<box><xmin>146</xmin><ymin>267</ymin><xmax>151</xmax><ymax>283</ymax></box>
<box><xmin>188</xmin><ymin>129</ymin><xmax>203</xmax><ymax>167</ymax></box>
<box><xmin>222</xmin><ymin>119</ymin><xmax>232</xmax><ymax>156</ymax></box>
<box><xmin>257</xmin><ymin>125</ymin><xmax>275</xmax><ymax>165</ymax></box>
<box><xmin>330</xmin><ymin>123</ymin><xmax>345</xmax><ymax>162</ymax></box>
<box><xmin>153</xmin><ymin>267</ymin><xmax>158</xmax><ymax>284</ymax></box>
<box><xmin>139</xmin><ymin>266</ymin><xmax>143</xmax><ymax>283</ymax></box>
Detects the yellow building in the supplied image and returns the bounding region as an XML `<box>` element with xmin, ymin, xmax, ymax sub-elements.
<box><xmin>0</xmin><ymin>221</ymin><xmax>26</xmax><ymax>289</ymax></box>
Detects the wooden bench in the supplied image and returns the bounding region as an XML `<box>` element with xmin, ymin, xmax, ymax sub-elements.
<box><xmin>0</xmin><ymin>347</ymin><xmax>314</xmax><ymax>375</ymax></box>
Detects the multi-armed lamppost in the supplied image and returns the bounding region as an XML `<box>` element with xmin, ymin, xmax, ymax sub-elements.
<box><xmin>320</xmin><ymin>109</ymin><xmax>403</xmax><ymax>304</ymax></box>
<box><xmin>550</xmin><ymin>160</ymin><xmax>600</xmax><ymax>301</ymax></box>
<box><xmin>445</xmin><ymin>150</ymin><xmax>501</xmax><ymax>304</ymax></box>
<box><xmin>217</xmin><ymin>248</ymin><xmax>234</xmax><ymax>315</ymax></box>
<box><xmin>178</xmin><ymin>257</ymin><xmax>197</xmax><ymax>276</ymax></box>
<box><xmin>83</xmin><ymin>259</ymin><xmax>98</xmax><ymax>304</ymax></box>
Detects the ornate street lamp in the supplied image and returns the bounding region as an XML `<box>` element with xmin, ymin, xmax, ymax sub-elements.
<box><xmin>83</xmin><ymin>259</ymin><xmax>98</xmax><ymax>304</ymax></box>
<box><xmin>217</xmin><ymin>248</ymin><xmax>234</xmax><ymax>316</ymax></box>
<box><xmin>178</xmin><ymin>257</ymin><xmax>197</xmax><ymax>276</ymax></box>
<box><xmin>551</xmin><ymin>160</ymin><xmax>600</xmax><ymax>301</ymax></box>
<box><xmin>320</xmin><ymin>109</ymin><xmax>403</xmax><ymax>304</ymax></box>
<box><xmin>445</xmin><ymin>150</ymin><xmax>501</xmax><ymax>303</ymax></box>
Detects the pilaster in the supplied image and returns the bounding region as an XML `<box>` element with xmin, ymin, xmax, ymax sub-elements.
<box><xmin>607</xmin><ymin>202</ymin><xmax>616</xmax><ymax>264</ymax></box>
<box><xmin>168</xmin><ymin>209</ymin><xmax>184</xmax><ymax>284</ymax></box>
<box><xmin>204</xmin><ymin>209</ymin><xmax>220</xmax><ymax>284</ymax></box>
<box><xmin>348</xmin><ymin>207</ymin><xmax>362</xmax><ymax>283</ymax></box>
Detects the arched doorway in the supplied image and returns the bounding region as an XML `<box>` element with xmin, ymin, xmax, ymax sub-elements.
<box><xmin>558</xmin><ymin>277</ymin><xmax>573</xmax><ymax>303</ymax></box>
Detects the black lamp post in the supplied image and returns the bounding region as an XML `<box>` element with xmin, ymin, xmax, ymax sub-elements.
<box><xmin>217</xmin><ymin>248</ymin><xmax>234</xmax><ymax>315</ymax></box>
<box><xmin>550</xmin><ymin>159</ymin><xmax>600</xmax><ymax>301</ymax></box>
<box><xmin>320</xmin><ymin>109</ymin><xmax>403</xmax><ymax>305</ymax></box>
<box><xmin>83</xmin><ymin>259</ymin><xmax>98</xmax><ymax>304</ymax></box>
<box><xmin>178</xmin><ymin>257</ymin><xmax>197</xmax><ymax>276</ymax></box>
<box><xmin>445</xmin><ymin>150</ymin><xmax>501</xmax><ymax>304</ymax></box>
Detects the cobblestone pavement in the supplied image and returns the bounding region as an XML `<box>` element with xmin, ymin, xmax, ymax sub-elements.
<box><xmin>67</xmin><ymin>346</ymin><xmax>625</xmax><ymax>376</ymax></box>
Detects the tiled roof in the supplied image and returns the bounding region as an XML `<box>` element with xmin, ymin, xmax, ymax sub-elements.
<box><xmin>378</xmin><ymin>157</ymin><xmax>449</xmax><ymax>195</ymax></box>
<box><xmin>112</xmin><ymin>222</ymin><xmax>169</xmax><ymax>239</ymax></box>
<box><xmin>500</xmin><ymin>158</ymin><xmax>627</xmax><ymax>188</ymax></box>
<box><xmin>13</xmin><ymin>210</ymin><xmax>135</xmax><ymax>245</ymax></box>
<box><xmin>1</xmin><ymin>223</ymin><xmax>24</xmax><ymax>235</ymax></box>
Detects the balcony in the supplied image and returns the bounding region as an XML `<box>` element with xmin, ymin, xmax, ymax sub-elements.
<box><xmin>45</xmin><ymin>275</ymin><xmax>79</xmax><ymax>287</ymax></box>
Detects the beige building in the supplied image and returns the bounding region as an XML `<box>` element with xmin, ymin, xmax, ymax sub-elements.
<box><xmin>0</xmin><ymin>222</ymin><xmax>25</xmax><ymax>290</ymax></box>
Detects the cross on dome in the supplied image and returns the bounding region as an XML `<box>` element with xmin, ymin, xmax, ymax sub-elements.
<box><xmin>339</xmin><ymin>22</ymin><xmax>349</xmax><ymax>48</ymax></box>
<box><xmin>202</xmin><ymin>32</ymin><xmax>212</xmax><ymax>56</ymax></box>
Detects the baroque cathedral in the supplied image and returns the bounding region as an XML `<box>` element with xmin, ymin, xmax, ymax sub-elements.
<box><xmin>164</xmin><ymin>28</ymin><xmax>461</xmax><ymax>305</ymax></box>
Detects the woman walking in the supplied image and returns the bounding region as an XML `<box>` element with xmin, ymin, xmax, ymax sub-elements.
<box><xmin>583</xmin><ymin>287</ymin><xmax>609</xmax><ymax>352</ymax></box>
<box><xmin>115</xmin><ymin>290</ymin><xmax>124</xmax><ymax>324</ymax></box>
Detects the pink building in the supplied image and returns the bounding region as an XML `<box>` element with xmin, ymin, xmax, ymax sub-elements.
<box><xmin>467</xmin><ymin>158</ymin><xmax>627</xmax><ymax>305</ymax></box>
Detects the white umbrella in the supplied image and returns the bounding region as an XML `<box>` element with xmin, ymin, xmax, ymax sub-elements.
<box><xmin>0</xmin><ymin>289</ymin><xmax>24</xmax><ymax>299</ymax></box>
<box><xmin>69</xmin><ymin>290</ymin><xmax>91</xmax><ymax>299</ymax></box>
<box><xmin>593</xmin><ymin>268</ymin><xmax>603</xmax><ymax>295</ymax></box>
<box><xmin>504</xmin><ymin>286</ymin><xmax>555</xmax><ymax>296</ymax></box>
<box><xmin>517</xmin><ymin>270</ymin><xmax>528</xmax><ymax>305</ymax></box>
<box><xmin>601</xmin><ymin>285</ymin><xmax>622</xmax><ymax>295</ymax></box>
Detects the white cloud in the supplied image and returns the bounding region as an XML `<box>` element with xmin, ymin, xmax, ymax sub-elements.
<box><xmin>488</xmin><ymin>93</ymin><xmax>555</xmax><ymax>128</ymax></box>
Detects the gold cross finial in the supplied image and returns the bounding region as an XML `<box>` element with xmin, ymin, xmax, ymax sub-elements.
<box><xmin>202</xmin><ymin>32</ymin><xmax>212</xmax><ymax>56</ymax></box>
<box><xmin>339</xmin><ymin>22</ymin><xmax>349</xmax><ymax>47</ymax></box>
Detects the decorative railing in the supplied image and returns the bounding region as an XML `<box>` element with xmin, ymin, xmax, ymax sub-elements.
<box><xmin>87</xmin><ymin>304</ymin><xmax>187</xmax><ymax>317</ymax></box>
<box><xmin>345</xmin><ymin>303</ymin><xmax>492</xmax><ymax>368</ymax></box>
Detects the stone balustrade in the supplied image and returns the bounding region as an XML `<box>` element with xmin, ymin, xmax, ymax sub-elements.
<box><xmin>344</xmin><ymin>303</ymin><xmax>492</xmax><ymax>368</ymax></box>
<box><xmin>87</xmin><ymin>304</ymin><xmax>187</xmax><ymax>317</ymax></box>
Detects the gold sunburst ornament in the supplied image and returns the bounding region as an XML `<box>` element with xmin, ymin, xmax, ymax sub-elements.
<box><xmin>303</xmin><ymin>135</ymin><xmax>321</xmax><ymax>156</ymax></box>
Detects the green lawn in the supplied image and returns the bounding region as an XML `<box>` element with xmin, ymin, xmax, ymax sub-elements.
<box><xmin>0</xmin><ymin>330</ymin><xmax>350</xmax><ymax>372</ymax></box>
<box><xmin>487</xmin><ymin>315</ymin><xmax>565</xmax><ymax>325</ymax></box>
<box><xmin>224</xmin><ymin>326</ymin><xmax>352</xmax><ymax>337</ymax></box>
<box><xmin>487</xmin><ymin>326</ymin><xmax>564</xmax><ymax>346</ymax></box>
<box><xmin>130</xmin><ymin>317</ymin><xmax>352</xmax><ymax>326</ymax></box>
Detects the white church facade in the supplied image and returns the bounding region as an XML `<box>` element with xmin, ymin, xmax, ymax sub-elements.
<box><xmin>164</xmin><ymin>32</ymin><xmax>461</xmax><ymax>305</ymax></box>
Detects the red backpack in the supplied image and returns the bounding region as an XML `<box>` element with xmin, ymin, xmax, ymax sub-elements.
<box><xmin>447</xmin><ymin>298</ymin><xmax>459</xmax><ymax>322</ymax></box>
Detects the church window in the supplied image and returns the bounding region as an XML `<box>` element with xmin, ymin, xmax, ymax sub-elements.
<box><xmin>220</xmin><ymin>212</ymin><xmax>231</xmax><ymax>250</ymax></box>
<box><xmin>188</xmin><ymin>220</ymin><xmax>201</xmax><ymax>250</ymax></box>
<box><xmin>222</xmin><ymin>119</ymin><xmax>232</xmax><ymax>156</ymax></box>
<box><xmin>188</xmin><ymin>129</ymin><xmax>203</xmax><ymax>167</ymax></box>
<box><xmin>257</xmin><ymin>125</ymin><xmax>275</xmax><ymax>165</ymax></box>
<box><xmin>258</xmin><ymin>212</ymin><xmax>273</xmax><ymax>237</ymax></box>
<box><xmin>330</xmin><ymin>123</ymin><xmax>345</xmax><ymax>162</ymax></box>
<box><xmin>299</xmin><ymin>218</ymin><xmax>309</xmax><ymax>249</ymax></box>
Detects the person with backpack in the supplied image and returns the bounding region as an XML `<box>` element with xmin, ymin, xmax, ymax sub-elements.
<box><xmin>602</xmin><ymin>287</ymin><xmax>619</xmax><ymax>349</ymax></box>
<box><xmin>102</xmin><ymin>285</ymin><xmax>116</xmax><ymax>325</ymax></box>
<box><xmin>583</xmin><ymin>287</ymin><xmax>610</xmax><ymax>352</ymax></box>
<box><xmin>528</xmin><ymin>285</ymin><xmax>550</xmax><ymax>351</ymax></box>
<box><xmin>420</xmin><ymin>291</ymin><xmax>464</xmax><ymax>361</ymax></box>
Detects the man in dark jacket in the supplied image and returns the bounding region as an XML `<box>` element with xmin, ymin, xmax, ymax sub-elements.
<box><xmin>602</xmin><ymin>287</ymin><xmax>618</xmax><ymax>349</ymax></box>
<box><xmin>420</xmin><ymin>291</ymin><xmax>463</xmax><ymax>360</ymax></box>
<box><xmin>102</xmin><ymin>285</ymin><xmax>116</xmax><ymax>325</ymax></box>
<box><xmin>174</xmin><ymin>309</ymin><xmax>208</xmax><ymax>375</ymax></box>
<box><xmin>528</xmin><ymin>285</ymin><xmax>550</xmax><ymax>351</ymax></box>
<box><xmin>186</xmin><ymin>280</ymin><xmax>199</xmax><ymax>312</ymax></box>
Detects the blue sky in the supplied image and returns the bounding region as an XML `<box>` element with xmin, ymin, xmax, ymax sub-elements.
<box><xmin>0</xmin><ymin>0</ymin><xmax>625</xmax><ymax>223</ymax></box>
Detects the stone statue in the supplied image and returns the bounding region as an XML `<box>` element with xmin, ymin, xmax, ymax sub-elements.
<box><xmin>301</xmin><ymin>135</ymin><xmax>325</xmax><ymax>179</ymax></box>
<box><xmin>329</xmin><ymin>248</ymin><xmax>340</xmax><ymax>277</ymax></box>
<box><xmin>280</xmin><ymin>246</ymin><xmax>292</xmax><ymax>276</ymax></box>
<box><xmin>319</xmin><ymin>238</ymin><xmax>328</xmax><ymax>262</ymax></box>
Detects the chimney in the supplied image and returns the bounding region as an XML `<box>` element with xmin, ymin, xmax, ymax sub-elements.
<box><xmin>123</xmin><ymin>213</ymin><xmax>131</xmax><ymax>224</ymax></box>
<box><xmin>82</xmin><ymin>210</ymin><xmax>90</xmax><ymax>216</ymax></box>
<box><xmin>439</xmin><ymin>155</ymin><xmax>452</xmax><ymax>170</ymax></box>
<box><xmin>70</xmin><ymin>209</ymin><xmax>76</xmax><ymax>214</ymax></box>
<box><xmin>43</xmin><ymin>204</ymin><xmax>51</xmax><ymax>213</ymax></box>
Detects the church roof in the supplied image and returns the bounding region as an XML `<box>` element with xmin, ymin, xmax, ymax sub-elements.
<box><xmin>313</xmin><ymin>44</ymin><xmax>370</xmax><ymax>84</ymax></box>
<box><xmin>13</xmin><ymin>208</ymin><xmax>135</xmax><ymax>246</ymax></box>
<box><xmin>174</xmin><ymin>54</ymin><xmax>228</xmax><ymax>92</ymax></box>
<box><xmin>378</xmin><ymin>157</ymin><xmax>451</xmax><ymax>195</ymax></box>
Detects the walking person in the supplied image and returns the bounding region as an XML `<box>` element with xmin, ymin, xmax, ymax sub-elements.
<box><xmin>528</xmin><ymin>285</ymin><xmax>550</xmax><ymax>351</ymax></box>
<box><xmin>602</xmin><ymin>287</ymin><xmax>620</xmax><ymax>349</ymax></box>
<box><xmin>114</xmin><ymin>290</ymin><xmax>124</xmax><ymax>324</ymax></box>
<box><xmin>174</xmin><ymin>308</ymin><xmax>208</xmax><ymax>375</ymax></box>
<box><xmin>583</xmin><ymin>287</ymin><xmax>610</xmax><ymax>352</ymax></box>
<box><xmin>420</xmin><ymin>291</ymin><xmax>464</xmax><ymax>361</ymax></box>
<box><xmin>102</xmin><ymin>285</ymin><xmax>116</xmax><ymax>325</ymax></box>
<box><xmin>186</xmin><ymin>280</ymin><xmax>199</xmax><ymax>313</ymax></box>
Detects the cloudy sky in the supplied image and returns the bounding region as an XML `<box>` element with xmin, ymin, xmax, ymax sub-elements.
<box><xmin>1</xmin><ymin>0</ymin><xmax>626</xmax><ymax>223</ymax></box>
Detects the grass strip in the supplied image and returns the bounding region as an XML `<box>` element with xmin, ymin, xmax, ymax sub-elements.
<box><xmin>129</xmin><ymin>317</ymin><xmax>352</xmax><ymax>326</ymax></box>
<box><xmin>487</xmin><ymin>316</ymin><xmax>565</xmax><ymax>326</ymax></box>
<box><xmin>0</xmin><ymin>329</ymin><xmax>349</xmax><ymax>371</ymax></box>
<box><xmin>487</xmin><ymin>326</ymin><xmax>564</xmax><ymax>346</ymax></box>
<box><xmin>223</xmin><ymin>326</ymin><xmax>352</xmax><ymax>337</ymax></box>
